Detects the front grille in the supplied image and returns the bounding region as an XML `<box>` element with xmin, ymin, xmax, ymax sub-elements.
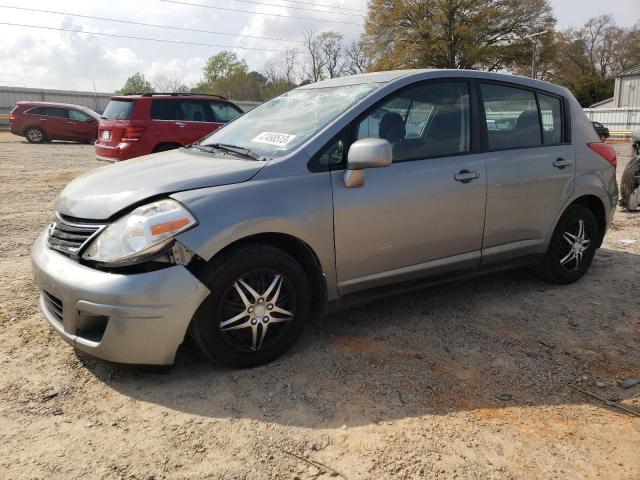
<box><xmin>43</xmin><ymin>291</ymin><xmax>63</xmax><ymax>322</ymax></box>
<box><xmin>47</xmin><ymin>213</ymin><xmax>106</xmax><ymax>259</ymax></box>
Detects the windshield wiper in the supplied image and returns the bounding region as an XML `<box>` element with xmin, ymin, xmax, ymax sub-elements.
<box><xmin>190</xmin><ymin>144</ymin><xmax>217</xmax><ymax>153</ymax></box>
<box><xmin>207</xmin><ymin>143</ymin><xmax>264</xmax><ymax>161</ymax></box>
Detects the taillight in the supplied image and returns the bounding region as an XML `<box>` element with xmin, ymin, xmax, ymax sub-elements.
<box><xmin>9</xmin><ymin>113</ymin><xmax>16</xmax><ymax>121</ymax></box>
<box><xmin>122</xmin><ymin>126</ymin><xmax>145</xmax><ymax>142</ymax></box>
<box><xmin>588</xmin><ymin>142</ymin><xmax>616</xmax><ymax>168</ymax></box>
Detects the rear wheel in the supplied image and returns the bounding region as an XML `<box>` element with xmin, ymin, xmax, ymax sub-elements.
<box><xmin>25</xmin><ymin>127</ymin><xmax>46</xmax><ymax>144</ymax></box>
<box><xmin>538</xmin><ymin>205</ymin><xmax>598</xmax><ymax>284</ymax></box>
<box><xmin>189</xmin><ymin>244</ymin><xmax>311</xmax><ymax>368</ymax></box>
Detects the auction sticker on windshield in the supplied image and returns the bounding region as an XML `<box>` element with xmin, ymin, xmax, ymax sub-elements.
<box><xmin>251</xmin><ymin>132</ymin><xmax>296</xmax><ymax>147</ymax></box>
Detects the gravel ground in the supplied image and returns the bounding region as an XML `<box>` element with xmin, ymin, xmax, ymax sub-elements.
<box><xmin>0</xmin><ymin>132</ymin><xmax>638</xmax><ymax>480</ymax></box>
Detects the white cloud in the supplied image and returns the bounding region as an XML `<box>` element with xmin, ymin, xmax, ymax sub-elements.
<box><xmin>0</xmin><ymin>0</ymin><xmax>636</xmax><ymax>92</ymax></box>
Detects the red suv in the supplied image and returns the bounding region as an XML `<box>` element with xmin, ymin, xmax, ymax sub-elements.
<box><xmin>10</xmin><ymin>102</ymin><xmax>100</xmax><ymax>144</ymax></box>
<box><xmin>95</xmin><ymin>93</ymin><xmax>244</xmax><ymax>161</ymax></box>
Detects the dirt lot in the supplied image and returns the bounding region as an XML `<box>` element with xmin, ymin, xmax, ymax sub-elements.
<box><xmin>0</xmin><ymin>131</ymin><xmax>638</xmax><ymax>480</ymax></box>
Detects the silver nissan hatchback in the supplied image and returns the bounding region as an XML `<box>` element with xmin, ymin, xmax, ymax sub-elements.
<box><xmin>32</xmin><ymin>70</ymin><xmax>618</xmax><ymax>368</ymax></box>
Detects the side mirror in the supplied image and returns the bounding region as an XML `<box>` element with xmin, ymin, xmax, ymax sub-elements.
<box><xmin>343</xmin><ymin>138</ymin><xmax>392</xmax><ymax>188</ymax></box>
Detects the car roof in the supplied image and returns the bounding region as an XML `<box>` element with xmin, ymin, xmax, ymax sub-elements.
<box><xmin>17</xmin><ymin>101</ymin><xmax>100</xmax><ymax>117</ymax></box>
<box><xmin>110</xmin><ymin>93</ymin><xmax>228</xmax><ymax>101</ymax></box>
<box><xmin>299</xmin><ymin>69</ymin><xmax>569</xmax><ymax>97</ymax></box>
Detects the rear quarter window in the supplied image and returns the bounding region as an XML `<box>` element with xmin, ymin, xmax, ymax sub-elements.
<box><xmin>102</xmin><ymin>100</ymin><xmax>135</xmax><ymax>120</ymax></box>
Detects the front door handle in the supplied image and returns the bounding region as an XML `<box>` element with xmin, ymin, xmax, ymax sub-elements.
<box><xmin>454</xmin><ymin>169</ymin><xmax>479</xmax><ymax>183</ymax></box>
<box><xmin>175</xmin><ymin>122</ymin><xmax>186</xmax><ymax>128</ymax></box>
<box><xmin>553</xmin><ymin>157</ymin><xmax>572</xmax><ymax>169</ymax></box>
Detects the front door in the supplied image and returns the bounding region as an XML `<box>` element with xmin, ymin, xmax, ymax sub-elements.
<box><xmin>478</xmin><ymin>83</ymin><xmax>576</xmax><ymax>263</ymax></box>
<box><xmin>331</xmin><ymin>81</ymin><xmax>487</xmax><ymax>295</ymax></box>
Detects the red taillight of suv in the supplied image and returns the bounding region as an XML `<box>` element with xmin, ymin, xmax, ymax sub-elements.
<box><xmin>587</xmin><ymin>142</ymin><xmax>616</xmax><ymax>168</ymax></box>
<box><xmin>122</xmin><ymin>126</ymin><xmax>146</xmax><ymax>142</ymax></box>
<box><xmin>9</xmin><ymin>113</ymin><xmax>16</xmax><ymax>121</ymax></box>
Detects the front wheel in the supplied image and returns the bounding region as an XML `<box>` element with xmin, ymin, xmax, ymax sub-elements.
<box><xmin>538</xmin><ymin>205</ymin><xmax>598</xmax><ymax>284</ymax></box>
<box><xmin>189</xmin><ymin>244</ymin><xmax>311</xmax><ymax>368</ymax></box>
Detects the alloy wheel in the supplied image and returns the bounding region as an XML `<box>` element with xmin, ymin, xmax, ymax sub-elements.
<box><xmin>27</xmin><ymin>128</ymin><xmax>43</xmax><ymax>142</ymax></box>
<box><xmin>558</xmin><ymin>219</ymin><xmax>591</xmax><ymax>273</ymax></box>
<box><xmin>217</xmin><ymin>270</ymin><xmax>296</xmax><ymax>352</ymax></box>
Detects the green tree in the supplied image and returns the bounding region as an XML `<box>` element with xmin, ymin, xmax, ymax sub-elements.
<box><xmin>117</xmin><ymin>72</ymin><xmax>155</xmax><ymax>94</ymax></box>
<box><xmin>362</xmin><ymin>0</ymin><xmax>555</xmax><ymax>72</ymax></box>
<box><xmin>549</xmin><ymin>16</ymin><xmax>637</xmax><ymax>106</ymax></box>
<box><xmin>202</xmin><ymin>51</ymin><xmax>248</xmax><ymax>83</ymax></box>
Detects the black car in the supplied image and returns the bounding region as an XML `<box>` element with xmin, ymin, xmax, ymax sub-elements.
<box><xmin>592</xmin><ymin>121</ymin><xmax>609</xmax><ymax>142</ymax></box>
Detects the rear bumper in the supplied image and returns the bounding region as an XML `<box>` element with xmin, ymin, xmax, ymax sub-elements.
<box><xmin>31</xmin><ymin>231</ymin><xmax>210</xmax><ymax>365</ymax></box>
<box><xmin>95</xmin><ymin>141</ymin><xmax>147</xmax><ymax>161</ymax></box>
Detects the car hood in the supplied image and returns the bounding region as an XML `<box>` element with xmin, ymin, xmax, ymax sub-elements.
<box><xmin>55</xmin><ymin>148</ymin><xmax>267</xmax><ymax>220</ymax></box>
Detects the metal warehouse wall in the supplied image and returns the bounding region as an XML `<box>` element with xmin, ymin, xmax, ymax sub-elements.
<box><xmin>613</xmin><ymin>74</ymin><xmax>640</xmax><ymax>108</ymax></box>
<box><xmin>0</xmin><ymin>85</ymin><xmax>261</xmax><ymax>130</ymax></box>
<box><xmin>1</xmin><ymin>85</ymin><xmax>261</xmax><ymax>115</ymax></box>
<box><xmin>0</xmin><ymin>85</ymin><xmax>112</xmax><ymax>114</ymax></box>
<box><xmin>583</xmin><ymin>107</ymin><xmax>640</xmax><ymax>132</ymax></box>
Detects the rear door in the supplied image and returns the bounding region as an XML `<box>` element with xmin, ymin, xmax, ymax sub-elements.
<box><xmin>479</xmin><ymin>82</ymin><xmax>575</xmax><ymax>263</ymax></box>
<box><xmin>66</xmin><ymin>109</ymin><xmax>97</xmax><ymax>141</ymax></box>
<box><xmin>41</xmin><ymin>107</ymin><xmax>69</xmax><ymax>140</ymax></box>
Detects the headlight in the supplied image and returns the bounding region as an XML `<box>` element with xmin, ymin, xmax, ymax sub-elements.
<box><xmin>83</xmin><ymin>199</ymin><xmax>197</xmax><ymax>266</ymax></box>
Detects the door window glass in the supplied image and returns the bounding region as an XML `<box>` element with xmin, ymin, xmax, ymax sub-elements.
<box><xmin>481</xmin><ymin>84</ymin><xmax>542</xmax><ymax>150</ymax></box>
<box><xmin>355</xmin><ymin>82</ymin><xmax>470</xmax><ymax>162</ymax></box>
<box><xmin>27</xmin><ymin>107</ymin><xmax>47</xmax><ymax>115</ymax></box>
<box><xmin>68</xmin><ymin>109</ymin><xmax>90</xmax><ymax>121</ymax></box>
<box><xmin>209</xmin><ymin>101</ymin><xmax>242</xmax><ymax>123</ymax></box>
<box><xmin>28</xmin><ymin>107</ymin><xmax>67</xmax><ymax>118</ymax></box>
<box><xmin>538</xmin><ymin>93</ymin><xmax>562</xmax><ymax>144</ymax></box>
<box><xmin>178</xmin><ymin>100</ymin><xmax>213</xmax><ymax>122</ymax></box>
<box><xmin>151</xmin><ymin>99</ymin><xmax>176</xmax><ymax>120</ymax></box>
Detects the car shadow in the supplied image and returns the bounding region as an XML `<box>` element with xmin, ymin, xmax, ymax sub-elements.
<box><xmin>79</xmin><ymin>247</ymin><xmax>640</xmax><ymax>428</ymax></box>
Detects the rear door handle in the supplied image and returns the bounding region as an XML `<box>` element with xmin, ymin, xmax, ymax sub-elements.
<box><xmin>454</xmin><ymin>169</ymin><xmax>479</xmax><ymax>183</ymax></box>
<box><xmin>553</xmin><ymin>157</ymin><xmax>572</xmax><ymax>169</ymax></box>
<box><xmin>175</xmin><ymin>122</ymin><xmax>186</xmax><ymax>128</ymax></box>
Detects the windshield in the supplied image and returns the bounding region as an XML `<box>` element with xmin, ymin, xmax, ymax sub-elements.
<box><xmin>200</xmin><ymin>83</ymin><xmax>382</xmax><ymax>158</ymax></box>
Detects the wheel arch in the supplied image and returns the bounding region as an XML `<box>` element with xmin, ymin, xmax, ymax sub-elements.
<box><xmin>563</xmin><ymin>195</ymin><xmax>607</xmax><ymax>247</ymax></box>
<box><xmin>23</xmin><ymin>125</ymin><xmax>47</xmax><ymax>139</ymax></box>
<box><xmin>190</xmin><ymin>232</ymin><xmax>328</xmax><ymax>321</ymax></box>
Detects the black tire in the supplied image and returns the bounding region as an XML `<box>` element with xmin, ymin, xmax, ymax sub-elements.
<box><xmin>538</xmin><ymin>205</ymin><xmax>599</xmax><ymax>284</ymax></box>
<box><xmin>189</xmin><ymin>244</ymin><xmax>311</xmax><ymax>368</ymax></box>
<box><xmin>24</xmin><ymin>126</ymin><xmax>46</xmax><ymax>144</ymax></box>
<box><xmin>620</xmin><ymin>158</ymin><xmax>640</xmax><ymax>211</ymax></box>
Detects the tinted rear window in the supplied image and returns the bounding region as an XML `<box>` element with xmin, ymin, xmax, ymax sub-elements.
<box><xmin>102</xmin><ymin>100</ymin><xmax>135</xmax><ymax>120</ymax></box>
<box><xmin>27</xmin><ymin>107</ymin><xmax>68</xmax><ymax>118</ymax></box>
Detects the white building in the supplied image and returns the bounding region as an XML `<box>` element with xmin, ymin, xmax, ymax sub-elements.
<box><xmin>585</xmin><ymin>65</ymin><xmax>640</xmax><ymax>132</ymax></box>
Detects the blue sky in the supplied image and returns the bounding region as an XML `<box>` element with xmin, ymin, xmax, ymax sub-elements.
<box><xmin>0</xmin><ymin>0</ymin><xmax>637</xmax><ymax>91</ymax></box>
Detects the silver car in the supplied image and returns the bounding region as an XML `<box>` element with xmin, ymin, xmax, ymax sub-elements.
<box><xmin>32</xmin><ymin>70</ymin><xmax>618</xmax><ymax>368</ymax></box>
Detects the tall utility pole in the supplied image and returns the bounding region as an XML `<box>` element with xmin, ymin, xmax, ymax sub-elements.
<box><xmin>523</xmin><ymin>30</ymin><xmax>549</xmax><ymax>79</ymax></box>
